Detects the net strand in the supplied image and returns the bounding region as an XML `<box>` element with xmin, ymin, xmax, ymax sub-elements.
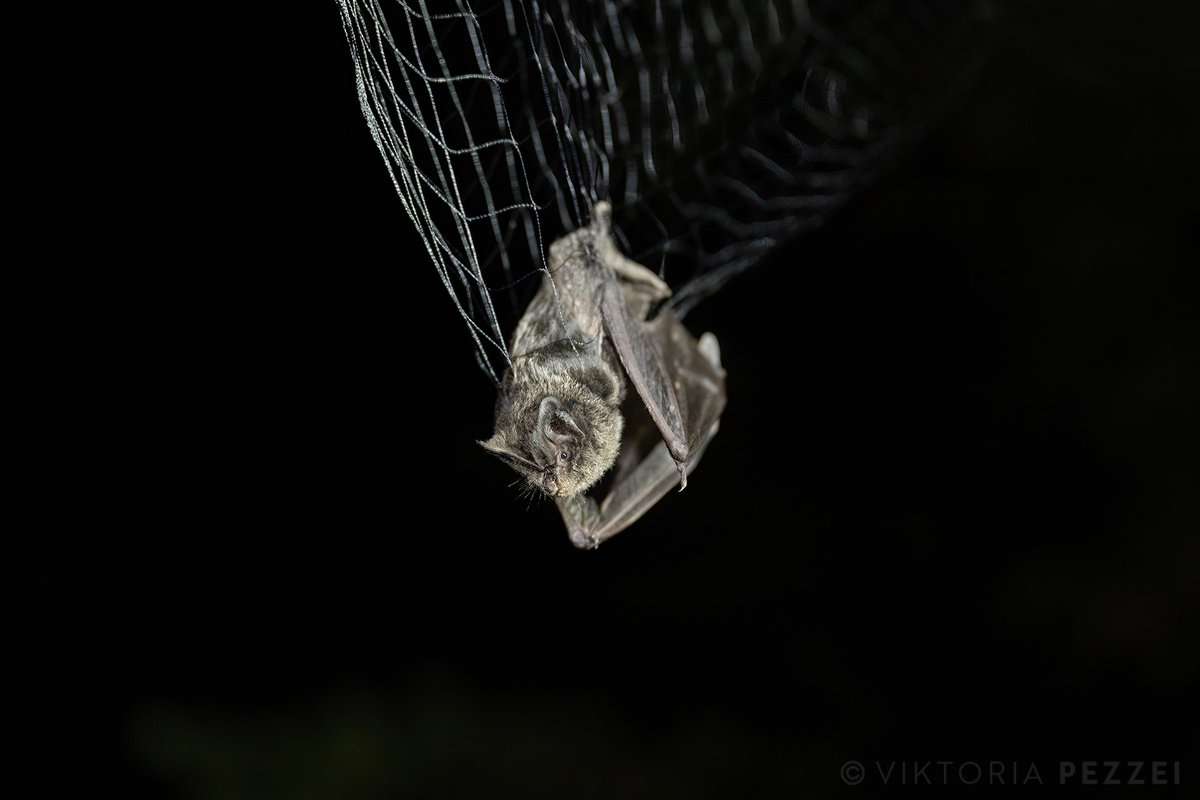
<box><xmin>337</xmin><ymin>0</ymin><xmax>996</xmax><ymax>379</ymax></box>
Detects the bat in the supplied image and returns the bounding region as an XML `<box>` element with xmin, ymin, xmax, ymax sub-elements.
<box><xmin>337</xmin><ymin>1</ymin><xmax>995</xmax><ymax>547</ymax></box>
<box><xmin>479</xmin><ymin>202</ymin><xmax>726</xmax><ymax>548</ymax></box>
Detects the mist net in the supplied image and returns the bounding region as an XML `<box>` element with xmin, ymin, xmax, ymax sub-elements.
<box><xmin>337</xmin><ymin>0</ymin><xmax>994</xmax><ymax>383</ymax></box>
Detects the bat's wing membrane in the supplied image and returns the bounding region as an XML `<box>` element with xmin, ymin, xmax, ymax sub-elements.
<box><xmin>557</xmin><ymin>310</ymin><xmax>726</xmax><ymax>549</ymax></box>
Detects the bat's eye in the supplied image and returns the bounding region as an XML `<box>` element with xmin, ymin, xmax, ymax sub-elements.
<box><xmin>558</xmin><ymin>451</ymin><xmax>570</xmax><ymax>463</ymax></box>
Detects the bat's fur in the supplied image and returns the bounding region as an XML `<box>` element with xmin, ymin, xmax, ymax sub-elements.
<box><xmin>482</xmin><ymin>335</ymin><xmax>625</xmax><ymax>498</ymax></box>
<box><xmin>480</xmin><ymin>204</ymin><xmax>664</xmax><ymax>498</ymax></box>
<box><xmin>481</xmin><ymin>204</ymin><xmax>726</xmax><ymax>545</ymax></box>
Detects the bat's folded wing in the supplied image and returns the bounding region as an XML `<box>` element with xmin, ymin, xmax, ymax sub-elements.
<box><xmin>556</xmin><ymin>311</ymin><xmax>726</xmax><ymax>549</ymax></box>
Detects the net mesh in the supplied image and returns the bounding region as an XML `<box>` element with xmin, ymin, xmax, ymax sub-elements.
<box><xmin>337</xmin><ymin>0</ymin><xmax>995</xmax><ymax>383</ymax></box>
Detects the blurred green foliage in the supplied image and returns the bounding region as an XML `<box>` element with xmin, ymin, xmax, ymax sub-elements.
<box><xmin>129</xmin><ymin>681</ymin><xmax>785</xmax><ymax>800</ymax></box>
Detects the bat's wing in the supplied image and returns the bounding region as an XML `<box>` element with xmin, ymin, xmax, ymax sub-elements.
<box><xmin>556</xmin><ymin>311</ymin><xmax>726</xmax><ymax>549</ymax></box>
<box><xmin>598</xmin><ymin>281</ymin><xmax>690</xmax><ymax>472</ymax></box>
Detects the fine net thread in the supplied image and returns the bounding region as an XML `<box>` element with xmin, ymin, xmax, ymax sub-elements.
<box><xmin>337</xmin><ymin>0</ymin><xmax>995</xmax><ymax>384</ymax></box>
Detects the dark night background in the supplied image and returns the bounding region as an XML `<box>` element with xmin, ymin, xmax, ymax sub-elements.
<box><xmin>9</xmin><ymin>2</ymin><xmax>1198</xmax><ymax>797</ymax></box>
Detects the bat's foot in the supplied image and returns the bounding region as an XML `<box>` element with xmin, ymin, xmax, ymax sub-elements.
<box><xmin>570</xmin><ymin>531</ymin><xmax>601</xmax><ymax>550</ymax></box>
<box><xmin>698</xmin><ymin>332</ymin><xmax>722</xmax><ymax>370</ymax></box>
<box><xmin>568</xmin><ymin>529</ymin><xmax>602</xmax><ymax>550</ymax></box>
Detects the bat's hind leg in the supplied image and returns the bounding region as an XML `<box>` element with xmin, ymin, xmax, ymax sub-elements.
<box><xmin>591</xmin><ymin>201</ymin><xmax>671</xmax><ymax>300</ymax></box>
<box><xmin>609</xmin><ymin>250</ymin><xmax>671</xmax><ymax>300</ymax></box>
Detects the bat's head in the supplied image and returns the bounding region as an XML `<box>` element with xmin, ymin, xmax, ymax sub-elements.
<box><xmin>480</xmin><ymin>373</ymin><xmax>623</xmax><ymax>498</ymax></box>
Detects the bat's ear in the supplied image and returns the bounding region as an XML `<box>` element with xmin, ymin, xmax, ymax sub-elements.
<box><xmin>479</xmin><ymin>435</ymin><xmax>536</xmax><ymax>469</ymax></box>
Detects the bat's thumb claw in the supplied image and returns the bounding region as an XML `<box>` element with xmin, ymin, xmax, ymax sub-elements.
<box><xmin>676</xmin><ymin>460</ymin><xmax>688</xmax><ymax>492</ymax></box>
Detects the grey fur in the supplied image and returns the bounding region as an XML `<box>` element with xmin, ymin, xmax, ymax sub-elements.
<box><xmin>480</xmin><ymin>204</ymin><xmax>634</xmax><ymax>498</ymax></box>
<box><xmin>482</xmin><ymin>203</ymin><xmax>726</xmax><ymax>546</ymax></box>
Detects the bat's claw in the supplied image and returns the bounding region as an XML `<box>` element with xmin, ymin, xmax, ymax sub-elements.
<box><xmin>676</xmin><ymin>459</ymin><xmax>688</xmax><ymax>491</ymax></box>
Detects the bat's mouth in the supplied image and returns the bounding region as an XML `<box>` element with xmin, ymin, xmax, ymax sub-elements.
<box><xmin>541</xmin><ymin>472</ymin><xmax>564</xmax><ymax>496</ymax></box>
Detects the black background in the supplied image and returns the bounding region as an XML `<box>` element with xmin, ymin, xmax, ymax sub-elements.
<box><xmin>11</xmin><ymin>2</ymin><xmax>1198</xmax><ymax>797</ymax></box>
